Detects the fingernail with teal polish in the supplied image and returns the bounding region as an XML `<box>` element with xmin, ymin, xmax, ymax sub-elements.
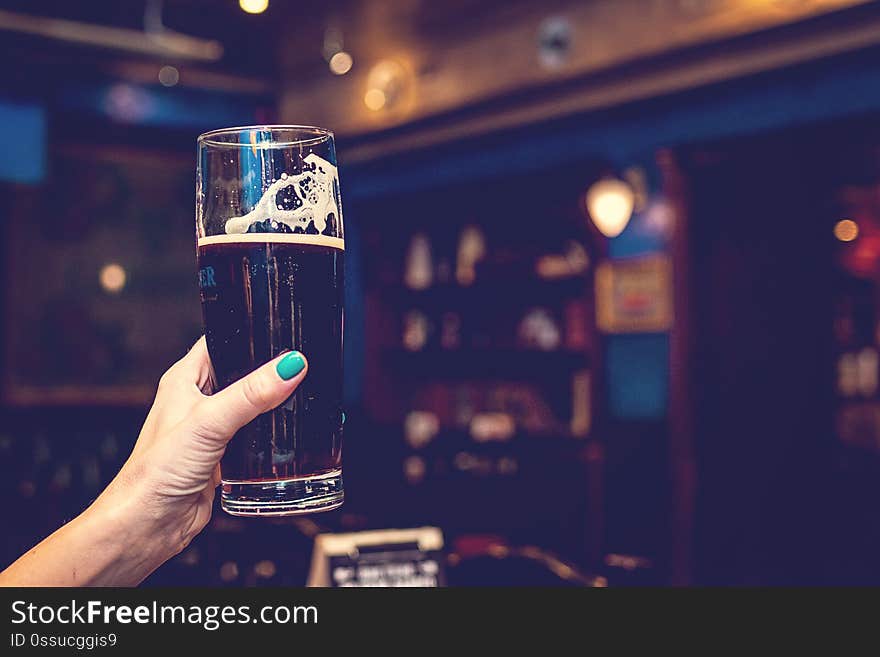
<box><xmin>276</xmin><ymin>351</ymin><xmax>305</xmax><ymax>380</ymax></box>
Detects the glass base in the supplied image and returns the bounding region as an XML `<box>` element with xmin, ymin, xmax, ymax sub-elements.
<box><xmin>221</xmin><ymin>470</ymin><xmax>344</xmax><ymax>516</ymax></box>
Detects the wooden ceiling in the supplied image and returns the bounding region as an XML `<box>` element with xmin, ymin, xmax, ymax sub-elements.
<box><xmin>274</xmin><ymin>0</ymin><xmax>880</xmax><ymax>158</ymax></box>
<box><xmin>2</xmin><ymin>0</ymin><xmax>879</xmax><ymax>156</ymax></box>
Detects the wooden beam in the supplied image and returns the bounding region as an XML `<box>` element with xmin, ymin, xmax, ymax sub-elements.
<box><xmin>0</xmin><ymin>8</ymin><xmax>223</xmax><ymax>61</ymax></box>
<box><xmin>107</xmin><ymin>60</ymin><xmax>273</xmax><ymax>96</ymax></box>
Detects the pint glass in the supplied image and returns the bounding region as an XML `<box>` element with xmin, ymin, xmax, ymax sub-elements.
<box><xmin>196</xmin><ymin>126</ymin><xmax>344</xmax><ymax>515</ymax></box>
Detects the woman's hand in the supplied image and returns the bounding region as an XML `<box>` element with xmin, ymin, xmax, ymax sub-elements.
<box><xmin>0</xmin><ymin>337</ymin><xmax>307</xmax><ymax>587</ymax></box>
<box><xmin>106</xmin><ymin>336</ymin><xmax>308</xmax><ymax>556</ymax></box>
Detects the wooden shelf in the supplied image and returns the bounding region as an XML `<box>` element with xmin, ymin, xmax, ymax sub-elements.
<box><xmin>397</xmin><ymin>423</ymin><xmax>590</xmax><ymax>447</ymax></box>
<box><xmin>394</xmin><ymin>275</ymin><xmax>590</xmax><ymax>310</ymax></box>
<box><xmin>388</xmin><ymin>348</ymin><xmax>589</xmax><ymax>379</ymax></box>
<box><xmin>2</xmin><ymin>384</ymin><xmax>156</xmax><ymax>408</ymax></box>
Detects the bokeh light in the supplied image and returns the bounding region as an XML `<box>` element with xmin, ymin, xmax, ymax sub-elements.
<box><xmin>239</xmin><ymin>0</ymin><xmax>268</xmax><ymax>15</ymax></box>
<box><xmin>158</xmin><ymin>65</ymin><xmax>179</xmax><ymax>87</ymax></box>
<box><xmin>99</xmin><ymin>263</ymin><xmax>127</xmax><ymax>294</ymax></box>
<box><xmin>329</xmin><ymin>51</ymin><xmax>353</xmax><ymax>75</ymax></box>
<box><xmin>364</xmin><ymin>88</ymin><xmax>386</xmax><ymax>111</ymax></box>
<box><xmin>834</xmin><ymin>218</ymin><xmax>859</xmax><ymax>242</ymax></box>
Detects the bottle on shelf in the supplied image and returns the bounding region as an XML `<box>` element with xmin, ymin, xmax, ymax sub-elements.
<box><xmin>404</xmin><ymin>233</ymin><xmax>433</xmax><ymax>290</ymax></box>
<box><xmin>440</xmin><ymin>312</ymin><xmax>462</xmax><ymax>350</ymax></box>
<box><xmin>404</xmin><ymin>410</ymin><xmax>440</xmax><ymax>449</ymax></box>
<box><xmin>534</xmin><ymin>240</ymin><xmax>589</xmax><ymax>280</ymax></box>
<box><xmin>402</xmin><ymin>310</ymin><xmax>430</xmax><ymax>351</ymax></box>
<box><xmin>517</xmin><ymin>307</ymin><xmax>562</xmax><ymax>351</ymax></box>
<box><xmin>564</xmin><ymin>299</ymin><xmax>590</xmax><ymax>351</ymax></box>
<box><xmin>469</xmin><ymin>412</ymin><xmax>515</xmax><ymax>443</ymax></box>
<box><xmin>570</xmin><ymin>370</ymin><xmax>591</xmax><ymax>438</ymax></box>
<box><xmin>456</xmin><ymin>225</ymin><xmax>486</xmax><ymax>286</ymax></box>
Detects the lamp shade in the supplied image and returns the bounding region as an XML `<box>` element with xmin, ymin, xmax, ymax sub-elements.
<box><xmin>586</xmin><ymin>178</ymin><xmax>635</xmax><ymax>238</ymax></box>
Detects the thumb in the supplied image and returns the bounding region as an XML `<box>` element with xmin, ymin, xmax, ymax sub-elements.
<box><xmin>196</xmin><ymin>351</ymin><xmax>308</xmax><ymax>440</ymax></box>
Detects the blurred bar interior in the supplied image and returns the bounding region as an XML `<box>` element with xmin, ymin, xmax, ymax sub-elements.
<box><xmin>5</xmin><ymin>0</ymin><xmax>880</xmax><ymax>586</ymax></box>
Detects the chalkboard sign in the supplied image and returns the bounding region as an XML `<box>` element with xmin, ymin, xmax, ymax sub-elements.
<box><xmin>307</xmin><ymin>527</ymin><xmax>445</xmax><ymax>587</ymax></box>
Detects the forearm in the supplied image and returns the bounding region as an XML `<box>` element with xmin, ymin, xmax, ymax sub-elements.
<box><xmin>0</xmin><ymin>485</ymin><xmax>175</xmax><ymax>587</ymax></box>
<box><xmin>0</xmin><ymin>338</ymin><xmax>295</xmax><ymax>587</ymax></box>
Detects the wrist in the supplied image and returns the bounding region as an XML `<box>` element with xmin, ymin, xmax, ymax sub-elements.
<box><xmin>87</xmin><ymin>466</ymin><xmax>182</xmax><ymax>582</ymax></box>
<box><xmin>0</xmin><ymin>464</ymin><xmax>177</xmax><ymax>587</ymax></box>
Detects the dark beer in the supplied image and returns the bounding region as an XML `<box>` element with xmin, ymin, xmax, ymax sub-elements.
<box><xmin>197</xmin><ymin>237</ymin><xmax>344</xmax><ymax>486</ymax></box>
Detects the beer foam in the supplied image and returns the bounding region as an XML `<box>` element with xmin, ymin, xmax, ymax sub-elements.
<box><xmin>198</xmin><ymin>233</ymin><xmax>345</xmax><ymax>251</ymax></box>
<box><xmin>224</xmin><ymin>153</ymin><xmax>342</xmax><ymax>237</ymax></box>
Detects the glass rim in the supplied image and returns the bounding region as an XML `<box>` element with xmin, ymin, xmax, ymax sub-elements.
<box><xmin>197</xmin><ymin>124</ymin><xmax>334</xmax><ymax>149</ymax></box>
